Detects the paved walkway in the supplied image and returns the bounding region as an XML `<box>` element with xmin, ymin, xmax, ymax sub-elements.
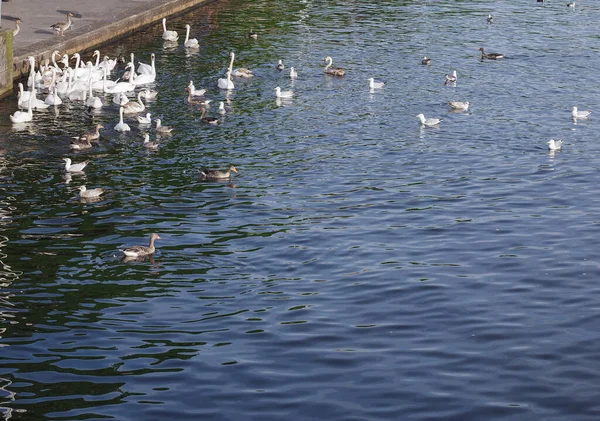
<box><xmin>0</xmin><ymin>0</ymin><xmax>209</xmax><ymax>80</ymax></box>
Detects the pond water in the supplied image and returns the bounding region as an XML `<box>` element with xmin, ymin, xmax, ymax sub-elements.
<box><xmin>1</xmin><ymin>0</ymin><xmax>600</xmax><ymax>419</ymax></box>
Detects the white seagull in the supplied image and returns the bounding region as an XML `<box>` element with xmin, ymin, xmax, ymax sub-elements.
<box><xmin>274</xmin><ymin>86</ymin><xmax>294</xmax><ymax>99</ymax></box>
<box><xmin>63</xmin><ymin>158</ymin><xmax>89</xmax><ymax>172</ymax></box>
<box><xmin>448</xmin><ymin>101</ymin><xmax>470</xmax><ymax>111</ymax></box>
<box><xmin>368</xmin><ymin>78</ymin><xmax>385</xmax><ymax>89</ymax></box>
<box><xmin>572</xmin><ymin>106</ymin><xmax>591</xmax><ymax>119</ymax></box>
<box><xmin>547</xmin><ymin>139</ymin><xmax>563</xmax><ymax>151</ymax></box>
<box><xmin>416</xmin><ymin>113</ymin><xmax>442</xmax><ymax>126</ymax></box>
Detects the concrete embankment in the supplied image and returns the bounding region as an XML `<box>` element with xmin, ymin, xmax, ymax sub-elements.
<box><xmin>0</xmin><ymin>0</ymin><xmax>213</xmax><ymax>98</ymax></box>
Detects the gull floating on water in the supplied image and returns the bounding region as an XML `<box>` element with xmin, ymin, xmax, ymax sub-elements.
<box><xmin>275</xmin><ymin>86</ymin><xmax>294</xmax><ymax>99</ymax></box>
<box><xmin>448</xmin><ymin>101</ymin><xmax>470</xmax><ymax>111</ymax></box>
<box><xmin>78</xmin><ymin>185</ymin><xmax>104</xmax><ymax>199</ymax></box>
<box><xmin>572</xmin><ymin>106</ymin><xmax>591</xmax><ymax>119</ymax></box>
<box><xmin>63</xmin><ymin>158</ymin><xmax>89</xmax><ymax>172</ymax></box>
<box><xmin>416</xmin><ymin>113</ymin><xmax>442</xmax><ymax>126</ymax></box>
<box><xmin>547</xmin><ymin>139</ymin><xmax>563</xmax><ymax>151</ymax></box>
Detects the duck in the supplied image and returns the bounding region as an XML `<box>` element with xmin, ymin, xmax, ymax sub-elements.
<box><xmin>368</xmin><ymin>78</ymin><xmax>385</xmax><ymax>89</ymax></box>
<box><xmin>487</xmin><ymin>14</ymin><xmax>494</xmax><ymax>23</ymax></box>
<box><xmin>122</xmin><ymin>91</ymin><xmax>146</xmax><ymax>114</ymax></box>
<box><xmin>142</xmin><ymin>134</ymin><xmax>159</xmax><ymax>150</ymax></box>
<box><xmin>444</xmin><ymin>70</ymin><xmax>457</xmax><ymax>84</ymax></box>
<box><xmin>200</xmin><ymin>165</ymin><xmax>238</xmax><ymax>180</ymax></box>
<box><xmin>421</xmin><ymin>56</ymin><xmax>431</xmax><ymax>65</ymax></box>
<box><xmin>13</xmin><ymin>19</ymin><xmax>21</xmax><ymax>37</ymax></box>
<box><xmin>547</xmin><ymin>139</ymin><xmax>563</xmax><ymax>151</ymax></box>
<box><xmin>51</xmin><ymin>12</ymin><xmax>73</xmax><ymax>36</ymax></box>
<box><xmin>324</xmin><ymin>56</ymin><xmax>345</xmax><ymax>76</ymax></box>
<box><xmin>274</xmin><ymin>86</ymin><xmax>294</xmax><ymax>99</ymax></box>
<box><xmin>184</xmin><ymin>24</ymin><xmax>199</xmax><ymax>48</ymax></box>
<box><xmin>276</xmin><ymin>59</ymin><xmax>284</xmax><ymax>71</ymax></box>
<box><xmin>155</xmin><ymin>119</ymin><xmax>174</xmax><ymax>134</ymax></box>
<box><xmin>199</xmin><ymin>107</ymin><xmax>219</xmax><ymax>125</ymax></box>
<box><xmin>161</xmin><ymin>18</ymin><xmax>179</xmax><ymax>41</ymax></box>
<box><xmin>217</xmin><ymin>70</ymin><xmax>234</xmax><ymax>90</ymax></box>
<box><xmin>572</xmin><ymin>106</ymin><xmax>591</xmax><ymax>119</ymax></box>
<box><xmin>290</xmin><ymin>67</ymin><xmax>298</xmax><ymax>79</ymax></box>
<box><xmin>63</xmin><ymin>158</ymin><xmax>89</xmax><ymax>172</ymax></box>
<box><xmin>248</xmin><ymin>28</ymin><xmax>258</xmax><ymax>39</ymax></box>
<box><xmin>120</xmin><ymin>233</ymin><xmax>161</xmax><ymax>258</ymax></box>
<box><xmin>137</xmin><ymin>113</ymin><xmax>152</xmax><ymax>124</ymax></box>
<box><xmin>78</xmin><ymin>185</ymin><xmax>104</xmax><ymax>199</ymax></box>
<box><xmin>416</xmin><ymin>113</ymin><xmax>442</xmax><ymax>126</ymax></box>
<box><xmin>479</xmin><ymin>47</ymin><xmax>504</xmax><ymax>60</ymax></box>
<box><xmin>448</xmin><ymin>101</ymin><xmax>470</xmax><ymax>111</ymax></box>
<box><xmin>114</xmin><ymin>106</ymin><xmax>131</xmax><ymax>132</ymax></box>
<box><xmin>568</xmin><ymin>2</ymin><xmax>575</xmax><ymax>7</ymax></box>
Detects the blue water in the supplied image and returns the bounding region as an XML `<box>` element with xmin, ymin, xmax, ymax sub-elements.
<box><xmin>1</xmin><ymin>0</ymin><xmax>600</xmax><ymax>419</ymax></box>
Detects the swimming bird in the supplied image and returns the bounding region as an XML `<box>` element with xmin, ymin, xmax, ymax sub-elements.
<box><xmin>71</xmin><ymin>124</ymin><xmax>104</xmax><ymax>150</ymax></box>
<box><xmin>448</xmin><ymin>101</ymin><xmax>470</xmax><ymax>111</ymax></box>
<box><xmin>114</xmin><ymin>106</ymin><xmax>131</xmax><ymax>132</ymax></box>
<box><xmin>184</xmin><ymin>24</ymin><xmax>199</xmax><ymax>48</ymax></box>
<box><xmin>568</xmin><ymin>2</ymin><xmax>575</xmax><ymax>7</ymax></box>
<box><xmin>445</xmin><ymin>70</ymin><xmax>457</xmax><ymax>84</ymax></box>
<box><xmin>217</xmin><ymin>70</ymin><xmax>234</xmax><ymax>90</ymax></box>
<box><xmin>416</xmin><ymin>113</ymin><xmax>442</xmax><ymax>126</ymax></box>
<box><xmin>137</xmin><ymin>113</ymin><xmax>152</xmax><ymax>124</ymax></box>
<box><xmin>572</xmin><ymin>106</ymin><xmax>591</xmax><ymax>119</ymax></box>
<box><xmin>120</xmin><ymin>233</ymin><xmax>161</xmax><ymax>258</ymax></box>
<box><xmin>122</xmin><ymin>91</ymin><xmax>146</xmax><ymax>114</ymax></box>
<box><xmin>161</xmin><ymin>18</ymin><xmax>178</xmax><ymax>41</ymax></box>
<box><xmin>10</xmin><ymin>90</ymin><xmax>34</xmax><ymax>124</ymax></box>
<box><xmin>421</xmin><ymin>56</ymin><xmax>431</xmax><ymax>65</ymax></box>
<box><xmin>199</xmin><ymin>107</ymin><xmax>219</xmax><ymax>125</ymax></box>
<box><xmin>479</xmin><ymin>47</ymin><xmax>504</xmax><ymax>60</ymax></box>
<box><xmin>487</xmin><ymin>14</ymin><xmax>494</xmax><ymax>23</ymax></box>
<box><xmin>137</xmin><ymin>53</ymin><xmax>156</xmax><ymax>76</ymax></box>
<box><xmin>51</xmin><ymin>12</ymin><xmax>73</xmax><ymax>36</ymax></box>
<box><xmin>78</xmin><ymin>185</ymin><xmax>104</xmax><ymax>199</ymax></box>
<box><xmin>86</xmin><ymin>83</ymin><xmax>103</xmax><ymax>109</ymax></box>
<box><xmin>290</xmin><ymin>67</ymin><xmax>298</xmax><ymax>79</ymax></box>
<box><xmin>186</xmin><ymin>88</ymin><xmax>211</xmax><ymax>106</ymax></box>
<box><xmin>547</xmin><ymin>139</ymin><xmax>563</xmax><ymax>151</ymax></box>
<box><xmin>274</xmin><ymin>86</ymin><xmax>294</xmax><ymax>99</ymax></box>
<box><xmin>187</xmin><ymin>81</ymin><xmax>207</xmax><ymax>97</ymax></box>
<box><xmin>218</xmin><ymin>102</ymin><xmax>226</xmax><ymax>115</ymax></box>
<box><xmin>276</xmin><ymin>59</ymin><xmax>284</xmax><ymax>71</ymax></box>
<box><xmin>324</xmin><ymin>56</ymin><xmax>345</xmax><ymax>76</ymax></box>
<box><xmin>63</xmin><ymin>158</ymin><xmax>89</xmax><ymax>172</ymax></box>
<box><xmin>248</xmin><ymin>28</ymin><xmax>258</xmax><ymax>39</ymax></box>
<box><xmin>368</xmin><ymin>78</ymin><xmax>385</xmax><ymax>89</ymax></box>
<box><xmin>142</xmin><ymin>89</ymin><xmax>158</xmax><ymax>100</ymax></box>
<box><xmin>13</xmin><ymin>19</ymin><xmax>22</xmax><ymax>37</ymax></box>
<box><xmin>142</xmin><ymin>134</ymin><xmax>159</xmax><ymax>150</ymax></box>
<box><xmin>155</xmin><ymin>119</ymin><xmax>174</xmax><ymax>134</ymax></box>
<box><xmin>200</xmin><ymin>165</ymin><xmax>238</xmax><ymax>180</ymax></box>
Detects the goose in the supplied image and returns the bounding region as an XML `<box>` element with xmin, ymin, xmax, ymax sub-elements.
<box><xmin>416</xmin><ymin>113</ymin><xmax>442</xmax><ymax>126</ymax></box>
<box><xmin>51</xmin><ymin>12</ymin><xmax>73</xmax><ymax>36</ymax></box>
<box><xmin>248</xmin><ymin>28</ymin><xmax>258</xmax><ymax>39</ymax></box>
<box><xmin>276</xmin><ymin>59</ymin><xmax>284</xmax><ymax>71</ymax></box>
<box><xmin>479</xmin><ymin>47</ymin><xmax>504</xmax><ymax>60</ymax></box>
<box><xmin>421</xmin><ymin>56</ymin><xmax>431</xmax><ymax>65</ymax></box>
<box><xmin>324</xmin><ymin>56</ymin><xmax>345</xmax><ymax>76</ymax></box>
<box><xmin>274</xmin><ymin>86</ymin><xmax>293</xmax><ymax>99</ymax></box>
<box><xmin>122</xmin><ymin>91</ymin><xmax>146</xmax><ymax>114</ymax></box>
<box><xmin>155</xmin><ymin>119</ymin><xmax>173</xmax><ymax>134</ymax></box>
<box><xmin>572</xmin><ymin>106</ymin><xmax>591</xmax><ymax>119</ymax></box>
<box><xmin>78</xmin><ymin>185</ymin><xmax>104</xmax><ymax>199</ymax></box>
<box><xmin>188</xmin><ymin>81</ymin><xmax>207</xmax><ymax>96</ymax></box>
<box><xmin>63</xmin><ymin>158</ymin><xmax>89</xmax><ymax>172</ymax></box>
<box><xmin>547</xmin><ymin>139</ymin><xmax>563</xmax><ymax>151</ymax></box>
<box><xmin>445</xmin><ymin>70</ymin><xmax>457</xmax><ymax>84</ymax></box>
<box><xmin>137</xmin><ymin>113</ymin><xmax>152</xmax><ymax>124</ymax></box>
<box><xmin>290</xmin><ymin>67</ymin><xmax>298</xmax><ymax>79</ymax></box>
<box><xmin>448</xmin><ymin>101</ymin><xmax>470</xmax><ymax>111</ymax></box>
<box><xmin>368</xmin><ymin>78</ymin><xmax>385</xmax><ymax>89</ymax></box>
<box><xmin>199</xmin><ymin>107</ymin><xmax>219</xmax><ymax>124</ymax></box>
<box><xmin>120</xmin><ymin>233</ymin><xmax>161</xmax><ymax>258</ymax></box>
<box><xmin>137</xmin><ymin>53</ymin><xmax>156</xmax><ymax>75</ymax></box>
<box><xmin>200</xmin><ymin>165</ymin><xmax>238</xmax><ymax>180</ymax></box>
<box><xmin>10</xmin><ymin>90</ymin><xmax>34</xmax><ymax>124</ymax></box>
<box><xmin>161</xmin><ymin>18</ymin><xmax>178</xmax><ymax>41</ymax></box>
<box><xmin>86</xmin><ymin>82</ymin><xmax>103</xmax><ymax>108</ymax></box>
<box><xmin>142</xmin><ymin>133</ymin><xmax>159</xmax><ymax>150</ymax></box>
<box><xmin>114</xmin><ymin>106</ymin><xmax>131</xmax><ymax>132</ymax></box>
<box><xmin>217</xmin><ymin>70</ymin><xmax>234</xmax><ymax>90</ymax></box>
<box><xmin>218</xmin><ymin>102</ymin><xmax>226</xmax><ymax>115</ymax></box>
<box><xmin>184</xmin><ymin>24</ymin><xmax>199</xmax><ymax>48</ymax></box>
<box><xmin>13</xmin><ymin>19</ymin><xmax>21</xmax><ymax>37</ymax></box>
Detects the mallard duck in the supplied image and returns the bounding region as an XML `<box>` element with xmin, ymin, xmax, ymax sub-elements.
<box><xmin>51</xmin><ymin>12</ymin><xmax>73</xmax><ymax>36</ymax></box>
<box><xmin>200</xmin><ymin>165</ymin><xmax>238</xmax><ymax>179</ymax></box>
<box><xmin>78</xmin><ymin>185</ymin><xmax>104</xmax><ymax>199</ymax></box>
<box><xmin>276</xmin><ymin>59</ymin><xmax>284</xmax><ymax>71</ymax></box>
<box><xmin>416</xmin><ymin>113</ymin><xmax>442</xmax><ymax>127</ymax></box>
<box><xmin>421</xmin><ymin>56</ymin><xmax>431</xmax><ymax>65</ymax></box>
<box><xmin>142</xmin><ymin>134</ymin><xmax>159</xmax><ymax>150</ymax></box>
<box><xmin>120</xmin><ymin>233</ymin><xmax>161</xmax><ymax>258</ymax></box>
<box><xmin>199</xmin><ymin>107</ymin><xmax>219</xmax><ymax>124</ymax></box>
<box><xmin>479</xmin><ymin>47</ymin><xmax>504</xmax><ymax>60</ymax></box>
<box><xmin>324</xmin><ymin>56</ymin><xmax>345</xmax><ymax>76</ymax></box>
<box><xmin>274</xmin><ymin>86</ymin><xmax>293</xmax><ymax>99</ymax></box>
<box><xmin>448</xmin><ymin>101</ymin><xmax>470</xmax><ymax>111</ymax></box>
<box><xmin>248</xmin><ymin>28</ymin><xmax>258</xmax><ymax>39</ymax></box>
<box><xmin>368</xmin><ymin>78</ymin><xmax>384</xmax><ymax>89</ymax></box>
<box><xmin>572</xmin><ymin>106</ymin><xmax>591</xmax><ymax>119</ymax></box>
<box><xmin>63</xmin><ymin>158</ymin><xmax>89</xmax><ymax>172</ymax></box>
<box><xmin>155</xmin><ymin>119</ymin><xmax>174</xmax><ymax>134</ymax></box>
<box><xmin>547</xmin><ymin>139</ymin><xmax>563</xmax><ymax>151</ymax></box>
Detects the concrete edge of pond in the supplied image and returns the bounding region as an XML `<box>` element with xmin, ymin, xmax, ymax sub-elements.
<box><xmin>0</xmin><ymin>0</ymin><xmax>213</xmax><ymax>99</ymax></box>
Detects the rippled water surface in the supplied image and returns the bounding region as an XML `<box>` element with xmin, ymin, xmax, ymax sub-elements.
<box><xmin>2</xmin><ymin>0</ymin><xmax>600</xmax><ymax>419</ymax></box>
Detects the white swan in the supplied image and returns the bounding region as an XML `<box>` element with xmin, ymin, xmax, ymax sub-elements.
<box><xmin>17</xmin><ymin>83</ymin><xmax>32</xmax><ymax>108</ymax></box>
<box><xmin>137</xmin><ymin>113</ymin><xmax>152</xmax><ymax>124</ymax></box>
<box><xmin>274</xmin><ymin>86</ymin><xmax>293</xmax><ymax>99</ymax></box>
<box><xmin>122</xmin><ymin>91</ymin><xmax>145</xmax><ymax>114</ymax></box>
<box><xmin>368</xmin><ymin>78</ymin><xmax>384</xmax><ymax>89</ymax></box>
<box><xmin>131</xmin><ymin>68</ymin><xmax>156</xmax><ymax>86</ymax></box>
<box><xmin>217</xmin><ymin>70</ymin><xmax>234</xmax><ymax>90</ymax></box>
<box><xmin>416</xmin><ymin>113</ymin><xmax>442</xmax><ymax>126</ymax></box>
<box><xmin>45</xmin><ymin>84</ymin><xmax>63</xmax><ymax>106</ymax></box>
<box><xmin>86</xmin><ymin>82</ymin><xmax>103</xmax><ymax>108</ymax></box>
<box><xmin>324</xmin><ymin>56</ymin><xmax>345</xmax><ymax>76</ymax></box>
<box><xmin>218</xmin><ymin>102</ymin><xmax>226</xmax><ymax>115</ymax></box>
<box><xmin>103</xmin><ymin>64</ymin><xmax>135</xmax><ymax>93</ymax></box>
<box><xmin>162</xmin><ymin>18</ymin><xmax>179</xmax><ymax>41</ymax></box>
<box><xmin>112</xmin><ymin>92</ymin><xmax>129</xmax><ymax>106</ymax></box>
<box><xmin>114</xmin><ymin>106</ymin><xmax>131</xmax><ymax>132</ymax></box>
<box><xmin>184</xmin><ymin>24</ymin><xmax>199</xmax><ymax>48</ymax></box>
<box><xmin>63</xmin><ymin>158</ymin><xmax>89</xmax><ymax>172</ymax></box>
<box><xmin>13</xmin><ymin>19</ymin><xmax>21</xmax><ymax>37</ymax></box>
<box><xmin>137</xmin><ymin>53</ymin><xmax>156</xmax><ymax>75</ymax></box>
<box><xmin>229</xmin><ymin>52</ymin><xmax>253</xmax><ymax>78</ymax></box>
<box><xmin>11</xmin><ymin>89</ymin><xmax>34</xmax><ymax>124</ymax></box>
<box><xmin>142</xmin><ymin>89</ymin><xmax>158</xmax><ymax>100</ymax></box>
